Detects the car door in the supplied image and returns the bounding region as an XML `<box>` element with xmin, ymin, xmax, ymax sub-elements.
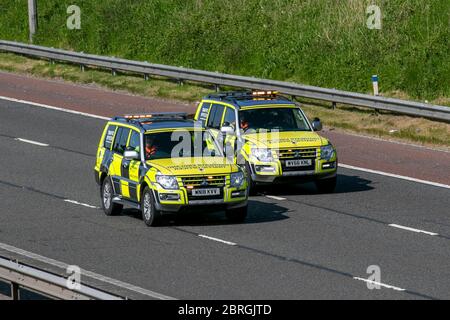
<box><xmin>111</xmin><ymin>126</ymin><xmax>131</xmax><ymax>198</ymax></box>
<box><xmin>123</xmin><ymin>130</ymin><xmax>142</xmax><ymax>202</ymax></box>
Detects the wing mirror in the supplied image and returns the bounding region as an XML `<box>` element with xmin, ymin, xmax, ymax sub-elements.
<box><xmin>311</xmin><ymin>118</ymin><xmax>323</xmax><ymax>131</ymax></box>
<box><xmin>124</xmin><ymin>150</ymin><xmax>140</xmax><ymax>160</ymax></box>
<box><xmin>220</xmin><ymin>122</ymin><xmax>235</xmax><ymax>135</ymax></box>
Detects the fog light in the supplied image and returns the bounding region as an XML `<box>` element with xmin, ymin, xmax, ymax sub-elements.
<box><xmin>159</xmin><ymin>193</ymin><xmax>180</xmax><ymax>201</ymax></box>
<box><xmin>322</xmin><ymin>162</ymin><xmax>336</xmax><ymax>170</ymax></box>
<box><xmin>231</xmin><ymin>190</ymin><xmax>246</xmax><ymax>198</ymax></box>
<box><xmin>255</xmin><ymin>165</ymin><xmax>275</xmax><ymax>173</ymax></box>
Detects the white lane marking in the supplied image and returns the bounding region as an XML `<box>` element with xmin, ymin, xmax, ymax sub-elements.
<box><xmin>198</xmin><ymin>235</ymin><xmax>236</xmax><ymax>246</ymax></box>
<box><xmin>15</xmin><ymin>138</ymin><xmax>49</xmax><ymax>147</ymax></box>
<box><xmin>353</xmin><ymin>277</ymin><xmax>405</xmax><ymax>291</ymax></box>
<box><xmin>388</xmin><ymin>224</ymin><xmax>439</xmax><ymax>236</ymax></box>
<box><xmin>0</xmin><ymin>95</ymin><xmax>109</xmax><ymax>120</ymax></box>
<box><xmin>64</xmin><ymin>199</ymin><xmax>99</xmax><ymax>209</ymax></box>
<box><xmin>339</xmin><ymin>164</ymin><xmax>450</xmax><ymax>190</ymax></box>
<box><xmin>265</xmin><ymin>195</ymin><xmax>287</xmax><ymax>201</ymax></box>
<box><xmin>2</xmin><ymin>95</ymin><xmax>449</xmax><ymax>190</ymax></box>
<box><xmin>0</xmin><ymin>242</ymin><xmax>175</xmax><ymax>300</ymax></box>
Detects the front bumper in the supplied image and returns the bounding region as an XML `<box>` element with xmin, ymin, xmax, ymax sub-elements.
<box><xmin>152</xmin><ymin>184</ymin><xmax>248</xmax><ymax>213</ymax></box>
<box><xmin>249</xmin><ymin>159</ymin><xmax>338</xmax><ymax>184</ymax></box>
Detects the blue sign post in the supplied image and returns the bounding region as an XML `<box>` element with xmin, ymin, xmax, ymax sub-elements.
<box><xmin>372</xmin><ymin>75</ymin><xmax>379</xmax><ymax>96</ymax></box>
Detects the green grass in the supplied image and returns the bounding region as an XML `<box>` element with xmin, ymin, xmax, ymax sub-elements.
<box><xmin>1</xmin><ymin>0</ymin><xmax>449</xmax><ymax>103</ymax></box>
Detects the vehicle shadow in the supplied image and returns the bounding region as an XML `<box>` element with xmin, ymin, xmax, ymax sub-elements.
<box><xmin>256</xmin><ymin>173</ymin><xmax>374</xmax><ymax>196</ymax></box>
<box><xmin>121</xmin><ymin>199</ymin><xmax>289</xmax><ymax>227</ymax></box>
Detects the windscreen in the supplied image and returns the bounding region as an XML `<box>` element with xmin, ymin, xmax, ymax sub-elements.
<box><xmin>239</xmin><ymin>107</ymin><xmax>311</xmax><ymax>133</ymax></box>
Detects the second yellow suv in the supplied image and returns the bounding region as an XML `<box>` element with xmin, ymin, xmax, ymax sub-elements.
<box><xmin>94</xmin><ymin>113</ymin><xmax>248</xmax><ymax>226</ymax></box>
<box><xmin>194</xmin><ymin>91</ymin><xmax>338</xmax><ymax>193</ymax></box>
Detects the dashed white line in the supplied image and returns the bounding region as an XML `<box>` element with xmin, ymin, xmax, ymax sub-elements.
<box><xmin>339</xmin><ymin>164</ymin><xmax>450</xmax><ymax>190</ymax></box>
<box><xmin>353</xmin><ymin>277</ymin><xmax>405</xmax><ymax>291</ymax></box>
<box><xmin>265</xmin><ymin>195</ymin><xmax>287</xmax><ymax>201</ymax></box>
<box><xmin>15</xmin><ymin>138</ymin><xmax>49</xmax><ymax>147</ymax></box>
<box><xmin>388</xmin><ymin>224</ymin><xmax>439</xmax><ymax>236</ymax></box>
<box><xmin>198</xmin><ymin>235</ymin><xmax>237</xmax><ymax>246</ymax></box>
<box><xmin>64</xmin><ymin>199</ymin><xmax>99</xmax><ymax>209</ymax></box>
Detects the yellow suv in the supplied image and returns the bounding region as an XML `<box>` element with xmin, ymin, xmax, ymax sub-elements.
<box><xmin>94</xmin><ymin>113</ymin><xmax>248</xmax><ymax>226</ymax></box>
<box><xmin>194</xmin><ymin>91</ymin><xmax>338</xmax><ymax>193</ymax></box>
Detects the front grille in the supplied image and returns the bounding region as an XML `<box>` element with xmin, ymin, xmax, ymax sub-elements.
<box><xmin>277</xmin><ymin>148</ymin><xmax>317</xmax><ymax>159</ymax></box>
<box><xmin>181</xmin><ymin>175</ymin><xmax>226</xmax><ymax>187</ymax></box>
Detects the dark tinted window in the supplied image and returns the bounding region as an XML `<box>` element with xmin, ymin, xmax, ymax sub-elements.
<box><xmin>206</xmin><ymin>105</ymin><xmax>218</xmax><ymax>128</ymax></box>
<box><xmin>103</xmin><ymin>125</ymin><xmax>117</xmax><ymax>149</ymax></box>
<box><xmin>211</xmin><ymin>104</ymin><xmax>225</xmax><ymax>129</ymax></box>
<box><xmin>112</xmin><ymin>127</ymin><xmax>130</xmax><ymax>155</ymax></box>
<box><xmin>223</xmin><ymin>107</ymin><xmax>236</xmax><ymax>128</ymax></box>
<box><xmin>127</xmin><ymin>130</ymin><xmax>141</xmax><ymax>152</ymax></box>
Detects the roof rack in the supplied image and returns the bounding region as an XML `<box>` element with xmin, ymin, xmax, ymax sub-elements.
<box><xmin>206</xmin><ymin>90</ymin><xmax>291</xmax><ymax>103</ymax></box>
<box><xmin>114</xmin><ymin>112</ymin><xmax>187</xmax><ymax>122</ymax></box>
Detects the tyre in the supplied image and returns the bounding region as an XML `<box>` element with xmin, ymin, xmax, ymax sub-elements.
<box><xmin>141</xmin><ymin>186</ymin><xmax>162</xmax><ymax>227</ymax></box>
<box><xmin>226</xmin><ymin>205</ymin><xmax>248</xmax><ymax>223</ymax></box>
<box><xmin>315</xmin><ymin>176</ymin><xmax>337</xmax><ymax>193</ymax></box>
<box><xmin>245</xmin><ymin>162</ymin><xmax>257</xmax><ymax>196</ymax></box>
<box><xmin>101</xmin><ymin>177</ymin><xmax>123</xmax><ymax>216</ymax></box>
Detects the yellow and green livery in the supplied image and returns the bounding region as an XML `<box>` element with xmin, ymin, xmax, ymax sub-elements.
<box><xmin>94</xmin><ymin>113</ymin><xmax>248</xmax><ymax>226</ymax></box>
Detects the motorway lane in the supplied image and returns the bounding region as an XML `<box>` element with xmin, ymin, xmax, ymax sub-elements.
<box><xmin>0</xmin><ymin>100</ymin><xmax>449</xmax><ymax>299</ymax></box>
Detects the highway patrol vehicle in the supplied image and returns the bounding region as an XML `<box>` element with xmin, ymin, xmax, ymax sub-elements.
<box><xmin>194</xmin><ymin>91</ymin><xmax>338</xmax><ymax>193</ymax></box>
<box><xmin>94</xmin><ymin>113</ymin><xmax>248</xmax><ymax>226</ymax></box>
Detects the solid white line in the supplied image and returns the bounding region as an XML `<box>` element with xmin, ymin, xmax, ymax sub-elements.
<box><xmin>339</xmin><ymin>163</ymin><xmax>450</xmax><ymax>190</ymax></box>
<box><xmin>0</xmin><ymin>242</ymin><xmax>175</xmax><ymax>300</ymax></box>
<box><xmin>64</xmin><ymin>199</ymin><xmax>99</xmax><ymax>209</ymax></box>
<box><xmin>2</xmin><ymin>95</ymin><xmax>449</xmax><ymax>190</ymax></box>
<box><xmin>388</xmin><ymin>224</ymin><xmax>439</xmax><ymax>236</ymax></box>
<box><xmin>198</xmin><ymin>235</ymin><xmax>237</xmax><ymax>246</ymax></box>
<box><xmin>0</xmin><ymin>95</ymin><xmax>109</xmax><ymax>120</ymax></box>
<box><xmin>265</xmin><ymin>195</ymin><xmax>287</xmax><ymax>201</ymax></box>
<box><xmin>353</xmin><ymin>277</ymin><xmax>405</xmax><ymax>291</ymax></box>
<box><xmin>15</xmin><ymin>138</ymin><xmax>49</xmax><ymax>147</ymax></box>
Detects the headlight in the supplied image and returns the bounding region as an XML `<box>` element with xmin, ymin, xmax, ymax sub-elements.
<box><xmin>320</xmin><ymin>144</ymin><xmax>335</xmax><ymax>161</ymax></box>
<box><xmin>230</xmin><ymin>171</ymin><xmax>245</xmax><ymax>188</ymax></box>
<box><xmin>156</xmin><ymin>175</ymin><xmax>179</xmax><ymax>190</ymax></box>
<box><xmin>251</xmin><ymin>148</ymin><xmax>273</xmax><ymax>162</ymax></box>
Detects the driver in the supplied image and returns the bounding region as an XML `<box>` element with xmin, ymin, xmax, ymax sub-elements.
<box><xmin>145</xmin><ymin>138</ymin><xmax>158</xmax><ymax>158</ymax></box>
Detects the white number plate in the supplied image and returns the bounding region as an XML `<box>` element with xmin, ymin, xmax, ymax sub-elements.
<box><xmin>192</xmin><ymin>188</ymin><xmax>220</xmax><ymax>196</ymax></box>
<box><xmin>286</xmin><ymin>159</ymin><xmax>312</xmax><ymax>167</ymax></box>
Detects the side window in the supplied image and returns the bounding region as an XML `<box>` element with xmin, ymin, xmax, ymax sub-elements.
<box><xmin>197</xmin><ymin>103</ymin><xmax>211</xmax><ymax>125</ymax></box>
<box><xmin>206</xmin><ymin>105</ymin><xmax>218</xmax><ymax>128</ymax></box>
<box><xmin>211</xmin><ymin>104</ymin><xmax>225</xmax><ymax>129</ymax></box>
<box><xmin>112</xmin><ymin>127</ymin><xmax>130</xmax><ymax>155</ymax></box>
<box><xmin>127</xmin><ymin>130</ymin><xmax>141</xmax><ymax>153</ymax></box>
<box><xmin>223</xmin><ymin>107</ymin><xmax>236</xmax><ymax>128</ymax></box>
<box><xmin>103</xmin><ymin>125</ymin><xmax>117</xmax><ymax>149</ymax></box>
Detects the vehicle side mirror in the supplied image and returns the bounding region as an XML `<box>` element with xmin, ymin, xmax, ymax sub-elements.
<box><xmin>220</xmin><ymin>123</ymin><xmax>235</xmax><ymax>135</ymax></box>
<box><xmin>311</xmin><ymin>118</ymin><xmax>322</xmax><ymax>131</ymax></box>
<box><xmin>124</xmin><ymin>150</ymin><xmax>139</xmax><ymax>160</ymax></box>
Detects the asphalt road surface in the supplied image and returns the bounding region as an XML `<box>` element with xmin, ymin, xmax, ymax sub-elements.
<box><xmin>0</xmin><ymin>97</ymin><xmax>449</xmax><ymax>300</ymax></box>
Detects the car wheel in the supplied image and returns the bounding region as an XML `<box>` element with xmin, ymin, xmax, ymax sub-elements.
<box><xmin>315</xmin><ymin>176</ymin><xmax>337</xmax><ymax>193</ymax></box>
<box><xmin>245</xmin><ymin>162</ymin><xmax>257</xmax><ymax>196</ymax></box>
<box><xmin>226</xmin><ymin>205</ymin><xmax>248</xmax><ymax>223</ymax></box>
<box><xmin>141</xmin><ymin>186</ymin><xmax>161</xmax><ymax>227</ymax></box>
<box><xmin>101</xmin><ymin>177</ymin><xmax>123</xmax><ymax>216</ymax></box>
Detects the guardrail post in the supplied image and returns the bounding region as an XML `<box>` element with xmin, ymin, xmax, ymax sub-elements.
<box><xmin>214</xmin><ymin>84</ymin><xmax>220</xmax><ymax>92</ymax></box>
<box><xmin>80</xmin><ymin>64</ymin><xmax>85</xmax><ymax>72</ymax></box>
<box><xmin>144</xmin><ymin>73</ymin><xmax>149</xmax><ymax>81</ymax></box>
<box><xmin>178</xmin><ymin>79</ymin><xmax>184</xmax><ymax>86</ymax></box>
<box><xmin>11</xmin><ymin>282</ymin><xmax>19</xmax><ymax>300</ymax></box>
<box><xmin>112</xmin><ymin>69</ymin><xmax>117</xmax><ymax>76</ymax></box>
<box><xmin>332</xmin><ymin>102</ymin><xmax>337</xmax><ymax>110</ymax></box>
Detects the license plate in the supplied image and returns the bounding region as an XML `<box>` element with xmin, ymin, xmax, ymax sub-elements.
<box><xmin>192</xmin><ymin>188</ymin><xmax>220</xmax><ymax>196</ymax></box>
<box><xmin>286</xmin><ymin>159</ymin><xmax>312</xmax><ymax>167</ymax></box>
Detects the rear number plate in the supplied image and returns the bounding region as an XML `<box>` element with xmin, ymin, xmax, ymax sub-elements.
<box><xmin>192</xmin><ymin>188</ymin><xmax>220</xmax><ymax>196</ymax></box>
<box><xmin>286</xmin><ymin>159</ymin><xmax>312</xmax><ymax>167</ymax></box>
